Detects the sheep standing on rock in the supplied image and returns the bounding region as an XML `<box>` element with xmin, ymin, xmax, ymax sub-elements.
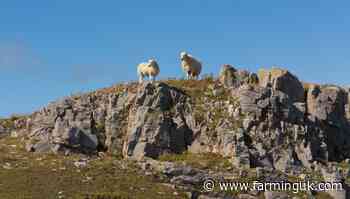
<box><xmin>180</xmin><ymin>52</ymin><xmax>202</xmax><ymax>79</ymax></box>
<box><xmin>137</xmin><ymin>59</ymin><xmax>160</xmax><ymax>83</ymax></box>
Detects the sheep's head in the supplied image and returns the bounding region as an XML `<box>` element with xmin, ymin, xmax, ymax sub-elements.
<box><xmin>148</xmin><ymin>59</ymin><xmax>157</xmax><ymax>66</ymax></box>
<box><xmin>180</xmin><ymin>52</ymin><xmax>188</xmax><ymax>61</ymax></box>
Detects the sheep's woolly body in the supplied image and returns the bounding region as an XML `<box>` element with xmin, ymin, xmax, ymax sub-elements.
<box><xmin>180</xmin><ymin>53</ymin><xmax>202</xmax><ymax>79</ymax></box>
<box><xmin>137</xmin><ymin>60</ymin><xmax>160</xmax><ymax>83</ymax></box>
<box><xmin>137</xmin><ymin>63</ymin><xmax>159</xmax><ymax>76</ymax></box>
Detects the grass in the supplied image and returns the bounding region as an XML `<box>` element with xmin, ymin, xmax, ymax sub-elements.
<box><xmin>163</xmin><ymin>78</ymin><xmax>242</xmax><ymax>132</ymax></box>
<box><xmin>159</xmin><ymin>152</ymin><xmax>232</xmax><ymax>172</ymax></box>
<box><xmin>0</xmin><ymin>116</ymin><xmax>19</xmax><ymax>129</ymax></box>
<box><xmin>337</xmin><ymin>161</ymin><xmax>350</xmax><ymax>185</ymax></box>
<box><xmin>92</xmin><ymin>82</ymin><xmax>138</xmax><ymax>96</ymax></box>
<box><xmin>0</xmin><ymin>137</ymin><xmax>186</xmax><ymax>199</ymax></box>
<box><xmin>163</xmin><ymin>78</ymin><xmax>214</xmax><ymax>99</ymax></box>
<box><xmin>0</xmin><ymin>114</ymin><xmax>28</xmax><ymax>134</ymax></box>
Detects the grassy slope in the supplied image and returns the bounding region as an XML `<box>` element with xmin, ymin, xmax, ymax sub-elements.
<box><xmin>0</xmin><ymin>137</ymin><xmax>185</xmax><ymax>199</ymax></box>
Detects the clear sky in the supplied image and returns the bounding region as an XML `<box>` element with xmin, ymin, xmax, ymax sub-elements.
<box><xmin>0</xmin><ymin>0</ymin><xmax>350</xmax><ymax>117</ymax></box>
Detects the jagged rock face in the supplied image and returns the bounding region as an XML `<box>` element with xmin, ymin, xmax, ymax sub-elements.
<box><xmin>236</xmin><ymin>85</ymin><xmax>307</xmax><ymax>170</ymax></box>
<box><xmin>25</xmin><ymin>82</ymin><xmax>195</xmax><ymax>159</ymax></box>
<box><xmin>26</xmin><ymin>86</ymin><xmax>136</xmax><ymax>154</ymax></box>
<box><xmin>305</xmin><ymin>85</ymin><xmax>350</xmax><ymax>161</ymax></box>
<box><xmin>239</xmin><ymin>85</ymin><xmax>305</xmax><ymax>124</ymax></box>
<box><xmin>124</xmin><ymin>83</ymin><xmax>194</xmax><ymax>160</ymax></box>
<box><xmin>307</xmin><ymin>85</ymin><xmax>347</xmax><ymax>123</ymax></box>
<box><xmin>237</xmin><ymin>82</ymin><xmax>350</xmax><ymax>168</ymax></box>
<box><xmin>191</xmin><ymin>71</ymin><xmax>350</xmax><ymax>171</ymax></box>
<box><xmin>219</xmin><ymin>65</ymin><xmax>258</xmax><ymax>88</ymax></box>
<box><xmin>258</xmin><ymin>68</ymin><xmax>304</xmax><ymax>103</ymax></box>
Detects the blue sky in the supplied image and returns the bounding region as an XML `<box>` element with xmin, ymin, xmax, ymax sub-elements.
<box><xmin>1</xmin><ymin>0</ymin><xmax>350</xmax><ymax>117</ymax></box>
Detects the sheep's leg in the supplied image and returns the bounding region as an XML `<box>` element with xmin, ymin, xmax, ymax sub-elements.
<box><xmin>191</xmin><ymin>73</ymin><xmax>196</xmax><ymax>80</ymax></box>
<box><xmin>187</xmin><ymin>72</ymin><xmax>191</xmax><ymax>80</ymax></box>
<box><xmin>150</xmin><ymin>75</ymin><xmax>154</xmax><ymax>83</ymax></box>
<box><xmin>190</xmin><ymin>72</ymin><xmax>195</xmax><ymax>80</ymax></box>
<box><xmin>139</xmin><ymin>74</ymin><xmax>144</xmax><ymax>83</ymax></box>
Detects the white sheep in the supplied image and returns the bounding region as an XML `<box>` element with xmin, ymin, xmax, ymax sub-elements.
<box><xmin>137</xmin><ymin>59</ymin><xmax>160</xmax><ymax>83</ymax></box>
<box><xmin>180</xmin><ymin>52</ymin><xmax>202</xmax><ymax>79</ymax></box>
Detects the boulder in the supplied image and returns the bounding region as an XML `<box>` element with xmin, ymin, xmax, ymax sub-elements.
<box><xmin>30</xmin><ymin>141</ymin><xmax>52</xmax><ymax>153</ymax></box>
<box><xmin>247</xmin><ymin>73</ymin><xmax>259</xmax><ymax>85</ymax></box>
<box><xmin>219</xmin><ymin>65</ymin><xmax>259</xmax><ymax>88</ymax></box>
<box><xmin>258</xmin><ymin>68</ymin><xmax>304</xmax><ymax>102</ymax></box>
<box><xmin>219</xmin><ymin>64</ymin><xmax>237</xmax><ymax>88</ymax></box>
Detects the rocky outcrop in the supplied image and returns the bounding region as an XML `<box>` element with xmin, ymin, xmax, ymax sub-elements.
<box><xmin>305</xmin><ymin>84</ymin><xmax>350</xmax><ymax>161</ymax></box>
<box><xmin>24</xmin><ymin>82</ymin><xmax>195</xmax><ymax>160</ymax></box>
<box><xmin>219</xmin><ymin>64</ymin><xmax>237</xmax><ymax>88</ymax></box>
<box><xmin>258</xmin><ymin>68</ymin><xmax>304</xmax><ymax>102</ymax></box>
<box><xmin>219</xmin><ymin>65</ymin><xmax>258</xmax><ymax>88</ymax></box>
<box><xmin>25</xmin><ymin>84</ymin><xmax>136</xmax><ymax>155</ymax></box>
<box><xmin>123</xmin><ymin>83</ymin><xmax>194</xmax><ymax>160</ymax></box>
<box><xmin>16</xmin><ymin>67</ymin><xmax>350</xmax><ymax>168</ymax></box>
<box><xmin>306</xmin><ymin>84</ymin><xmax>348</xmax><ymax>123</ymax></box>
<box><xmin>2</xmin><ymin>66</ymin><xmax>350</xmax><ymax>197</ymax></box>
<box><xmin>236</xmin><ymin>85</ymin><xmax>307</xmax><ymax>170</ymax></box>
<box><xmin>193</xmin><ymin>68</ymin><xmax>350</xmax><ymax>174</ymax></box>
<box><xmin>2</xmin><ymin>66</ymin><xmax>350</xmax><ymax>198</ymax></box>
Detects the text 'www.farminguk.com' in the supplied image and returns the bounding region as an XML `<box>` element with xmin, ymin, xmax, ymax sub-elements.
<box><xmin>203</xmin><ymin>179</ymin><xmax>343</xmax><ymax>194</ymax></box>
